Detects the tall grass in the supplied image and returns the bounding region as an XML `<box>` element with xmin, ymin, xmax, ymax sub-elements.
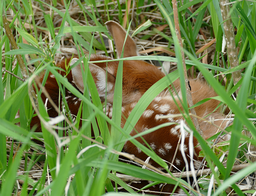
<box><xmin>1</xmin><ymin>0</ymin><xmax>256</xmax><ymax>195</ymax></box>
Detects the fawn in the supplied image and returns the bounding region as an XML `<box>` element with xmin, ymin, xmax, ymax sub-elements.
<box><xmin>31</xmin><ymin>21</ymin><xmax>228</xmax><ymax>192</ymax></box>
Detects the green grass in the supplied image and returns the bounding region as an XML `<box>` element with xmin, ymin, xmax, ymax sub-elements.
<box><xmin>1</xmin><ymin>0</ymin><xmax>256</xmax><ymax>195</ymax></box>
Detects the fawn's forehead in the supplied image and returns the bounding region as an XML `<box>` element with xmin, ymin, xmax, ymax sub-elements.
<box><xmin>119</xmin><ymin>60</ymin><xmax>163</xmax><ymax>76</ymax></box>
<box><xmin>66</xmin><ymin>54</ymin><xmax>163</xmax><ymax>77</ymax></box>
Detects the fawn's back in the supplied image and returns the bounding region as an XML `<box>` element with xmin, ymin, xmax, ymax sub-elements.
<box><xmin>32</xmin><ymin>21</ymin><xmax>227</xmax><ymax>172</ymax></box>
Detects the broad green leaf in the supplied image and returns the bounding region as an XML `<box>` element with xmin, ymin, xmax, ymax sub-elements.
<box><xmin>18</xmin><ymin>43</ymin><xmax>44</xmax><ymax>55</ymax></box>
<box><xmin>63</xmin><ymin>26</ymin><xmax>107</xmax><ymax>34</ymax></box>
<box><xmin>0</xmin><ymin>81</ymin><xmax>28</xmax><ymax>120</ymax></box>
<box><xmin>16</xmin><ymin>28</ymin><xmax>39</xmax><ymax>47</ymax></box>
<box><xmin>5</xmin><ymin>49</ymin><xmax>44</xmax><ymax>55</ymax></box>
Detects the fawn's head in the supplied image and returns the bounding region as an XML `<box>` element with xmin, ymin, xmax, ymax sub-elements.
<box><xmin>70</xmin><ymin>21</ymin><xmax>166</xmax><ymax>105</ymax></box>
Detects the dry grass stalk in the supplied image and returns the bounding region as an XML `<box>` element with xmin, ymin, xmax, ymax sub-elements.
<box><xmin>172</xmin><ymin>0</ymin><xmax>203</xmax><ymax>137</ymax></box>
<box><xmin>220</xmin><ymin>0</ymin><xmax>256</xmax><ymax>166</ymax></box>
<box><xmin>3</xmin><ymin>16</ymin><xmax>38</xmax><ymax>103</ymax></box>
<box><xmin>219</xmin><ymin>0</ymin><xmax>241</xmax><ymax>84</ymax></box>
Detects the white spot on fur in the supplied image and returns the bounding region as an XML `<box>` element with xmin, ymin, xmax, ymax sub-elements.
<box><xmin>158</xmin><ymin>148</ymin><xmax>166</xmax><ymax>156</ymax></box>
<box><xmin>155</xmin><ymin>114</ymin><xmax>163</xmax><ymax>121</ymax></box>
<box><xmin>150</xmin><ymin>143</ymin><xmax>156</xmax><ymax>150</ymax></box>
<box><xmin>65</xmin><ymin>95</ymin><xmax>72</xmax><ymax>100</ymax></box>
<box><xmin>137</xmin><ymin>147</ymin><xmax>141</xmax><ymax>153</ymax></box>
<box><xmin>180</xmin><ymin>144</ymin><xmax>188</xmax><ymax>152</ymax></box>
<box><xmin>142</xmin><ymin>125</ymin><xmax>148</xmax><ymax>131</ymax></box>
<box><xmin>142</xmin><ymin>109</ymin><xmax>154</xmax><ymax>118</ymax></box>
<box><xmin>153</xmin><ymin>104</ymin><xmax>159</xmax><ymax>110</ymax></box>
<box><xmin>130</xmin><ymin>102</ymin><xmax>136</xmax><ymax>108</ymax></box>
<box><xmin>50</xmin><ymin>74</ymin><xmax>55</xmax><ymax>78</ymax></box>
<box><xmin>164</xmin><ymin>143</ymin><xmax>172</xmax><ymax>151</ymax></box>
<box><xmin>183</xmin><ymin>130</ymin><xmax>189</xmax><ymax>137</ymax></box>
<box><xmin>167</xmin><ymin>112</ymin><xmax>174</xmax><ymax>121</ymax></box>
<box><xmin>154</xmin><ymin>97</ymin><xmax>162</xmax><ymax>102</ymax></box>
<box><xmin>158</xmin><ymin>104</ymin><xmax>170</xmax><ymax>113</ymax></box>
<box><xmin>170</xmin><ymin>126</ymin><xmax>179</xmax><ymax>135</ymax></box>
<box><xmin>108</xmin><ymin>107</ymin><xmax>113</xmax><ymax>118</ymax></box>
<box><xmin>175</xmin><ymin>158</ymin><xmax>181</xmax><ymax>165</ymax></box>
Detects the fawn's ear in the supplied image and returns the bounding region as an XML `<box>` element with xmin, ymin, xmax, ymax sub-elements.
<box><xmin>71</xmin><ymin>58</ymin><xmax>115</xmax><ymax>97</ymax></box>
<box><xmin>105</xmin><ymin>20</ymin><xmax>138</xmax><ymax>58</ymax></box>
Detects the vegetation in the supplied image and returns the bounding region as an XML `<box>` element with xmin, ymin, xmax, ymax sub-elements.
<box><xmin>1</xmin><ymin>0</ymin><xmax>256</xmax><ymax>195</ymax></box>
